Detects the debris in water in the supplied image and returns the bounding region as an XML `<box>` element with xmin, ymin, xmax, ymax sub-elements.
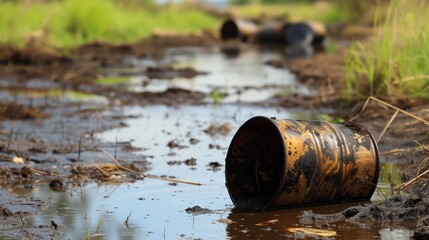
<box><xmin>166</xmin><ymin>158</ymin><xmax>197</xmax><ymax>166</ymax></box>
<box><xmin>208</xmin><ymin>143</ymin><xmax>222</xmax><ymax>149</ymax></box>
<box><xmin>217</xmin><ymin>218</ymin><xmax>237</xmax><ymax>224</ymax></box>
<box><xmin>167</xmin><ymin>139</ymin><xmax>187</xmax><ymax>149</ymax></box>
<box><xmin>286</xmin><ymin>227</ymin><xmax>337</xmax><ymax>237</ymax></box>
<box><xmin>185</xmin><ymin>206</ymin><xmax>213</xmax><ymax>215</ymax></box>
<box><xmin>255</xmin><ymin>219</ymin><xmax>279</xmax><ymax>227</ymax></box>
<box><xmin>189</xmin><ymin>138</ymin><xmax>200</xmax><ymax>145</ymax></box>
<box><xmin>12</xmin><ymin>156</ymin><xmax>24</xmax><ymax>164</ymax></box>
<box><xmin>49</xmin><ymin>179</ymin><xmax>64</xmax><ymax>192</ymax></box>
<box><xmin>184</xmin><ymin>158</ymin><xmax>197</xmax><ymax>166</ymax></box>
<box><xmin>207</xmin><ymin>162</ymin><xmax>223</xmax><ymax>171</ymax></box>
<box><xmin>1</xmin><ymin>206</ymin><xmax>13</xmax><ymax>217</ymax></box>
<box><xmin>204</xmin><ymin>122</ymin><xmax>232</xmax><ymax>136</ymax></box>
<box><xmin>51</xmin><ymin>220</ymin><xmax>59</xmax><ymax>230</ymax></box>
<box><xmin>167</xmin><ymin>160</ymin><xmax>182</xmax><ymax>165</ymax></box>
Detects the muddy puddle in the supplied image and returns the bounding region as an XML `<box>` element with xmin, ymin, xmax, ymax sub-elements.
<box><xmin>101</xmin><ymin>46</ymin><xmax>314</xmax><ymax>103</ymax></box>
<box><xmin>5</xmin><ymin>104</ymin><xmax>407</xmax><ymax>240</ymax></box>
<box><xmin>0</xmin><ymin>46</ymin><xmax>423</xmax><ymax>239</ymax></box>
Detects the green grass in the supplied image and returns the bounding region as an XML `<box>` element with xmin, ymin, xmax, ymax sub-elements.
<box><xmin>0</xmin><ymin>0</ymin><xmax>218</xmax><ymax>48</ymax></box>
<box><xmin>344</xmin><ymin>0</ymin><xmax>429</xmax><ymax>101</ymax></box>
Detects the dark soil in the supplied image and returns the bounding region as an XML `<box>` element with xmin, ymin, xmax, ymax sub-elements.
<box><xmin>299</xmin><ymin>194</ymin><xmax>429</xmax><ymax>238</ymax></box>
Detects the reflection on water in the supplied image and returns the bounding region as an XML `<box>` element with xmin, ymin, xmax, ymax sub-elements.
<box><xmin>226</xmin><ymin>203</ymin><xmax>374</xmax><ymax>239</ymax></box>
<box><xmin>375</xmin><ymin>162</ymin><xmax>409</xmax><ymax>202</ymax></box>
<box><xmin>103</xmin><ymin>46</ymin><xmax>315</xmax><ymax>102</ymax></box>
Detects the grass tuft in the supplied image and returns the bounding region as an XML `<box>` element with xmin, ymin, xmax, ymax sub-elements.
<box><xmin>344</xmin><ymin>0</ymin><xmax>429</xmax><ymax>101</ymax></box>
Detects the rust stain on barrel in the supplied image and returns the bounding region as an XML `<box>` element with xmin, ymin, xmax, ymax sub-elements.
<box><xmin>225</xmin><ymin>116</ymin><xmax>379</xmax><ymax>210</ymax></box>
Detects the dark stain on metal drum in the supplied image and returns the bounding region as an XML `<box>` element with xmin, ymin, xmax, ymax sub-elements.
<box><xmin>225</xmin><ymin>116</ymin><xmax>379</xmax><ymax>210</ymax></box>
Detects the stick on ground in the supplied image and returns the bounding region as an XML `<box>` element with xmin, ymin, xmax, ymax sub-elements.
<box><xmin>99</xmin><ymin>148</ymin><xmax>202</xmax><ymax>186</ymax></box>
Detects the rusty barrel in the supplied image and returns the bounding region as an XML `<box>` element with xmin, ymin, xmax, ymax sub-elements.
<box><xmin>285</xmin><ymin>22</ymin><xmax>326</xmax><ymax>46</ymax></box>
<box><xmin>256</xmin><ymin>21</ymin><xmax>289</xmax><ymax>43</ymax></box>
<box><xmin>225</xmin><ymin>116</ymin><xmax>379</xmax><ymax>210</ymax></box>
<box><xmin>220</xmin><ymin>19</ymin><xmax>259</xmax><ymax>42</ymax></box>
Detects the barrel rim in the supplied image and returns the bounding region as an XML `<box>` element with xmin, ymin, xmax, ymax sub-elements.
<box><xmin>225</xmin><ymin>116</ymin><xmax>287</xmax><ymax>210</ymax></box>
<box><xmin>367</xmin><ymin>127</ymin><xmax>380</xmax><ymax>198</ymax></box>
<box><xmin>261</xmin><ymin>117</ymin><xmax>287</xmax><ymax>210</ymax></box>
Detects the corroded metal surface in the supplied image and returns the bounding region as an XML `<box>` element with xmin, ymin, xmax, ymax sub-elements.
<box><xmin>285</xmin><ymin>22</ymin><xmax>326</xmax><ymax>46</ymax></box>
<box><xmin>225</xmin><ymin>116</ymin><xmax>379</xmax><ymax>210</ymax></box>
<box><xmin>220</xmin><ymin>19</ymin><xmax>326</xmax><ymax>45</ymax></box>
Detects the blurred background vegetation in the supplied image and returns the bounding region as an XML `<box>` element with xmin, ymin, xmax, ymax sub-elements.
<box><xmin>345</xmin><ymin>0</ymin><xmax>429</xmax><ymax>101</ymax></box>
<box><xmin>0</xmin><ymin>0</ymin><xmax>384</xmax><ymax>48</ymax></box>
<box><xmin>0</xmin><ymin>0</ymin><xmax>427</xmax><ymax>101</ymax></box>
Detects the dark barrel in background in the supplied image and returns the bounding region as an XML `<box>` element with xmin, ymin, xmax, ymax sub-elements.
<box><xmin>256</xmin><ymin>21</ymin><xmax>290</xmax><ymax>43</ymax></box>
<box><xmin>225</xmin><ymin>116</ymin><xmax>379</xmax><ymax>210</ymax></box>
<box><xmin>220</xmin><ymin>18</ymin><xmax>259</xmax><ymax>42</ymax></box>
<box><xmin>285</xmin><ymin>22</ymin><xmax>326</xmax><ymax>46</ymax></box>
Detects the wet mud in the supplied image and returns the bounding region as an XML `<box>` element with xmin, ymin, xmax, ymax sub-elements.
<box><xmin>299</xmin><ymin>194</ymin><xmax>429</xmax><ymax>239</ymax></box>
<box><xmin>0</xmin><ymin>27</ymin><xmax>428</xmax><ymax>239</ymax></box>
<box><xmin>0</xmin><ymin>188</ymin><xmax>59</xmax><ymax>239</ymax></box>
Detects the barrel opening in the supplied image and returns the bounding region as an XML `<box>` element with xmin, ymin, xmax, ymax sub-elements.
<box><xmin>220</xmin><ymin>20</ymin><xmax>240</xmax><ymax>40</ymax></box>
<box><xmin>226</xmin><ymin>117</ymin><xmax>285</xmax><ymax>210</ymax></box>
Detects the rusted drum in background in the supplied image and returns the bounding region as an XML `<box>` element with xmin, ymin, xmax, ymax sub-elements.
<box><xmin>225</xmin><ymin>116</ymin><xmax>379</xmax><ymax>210</ymax></box>
<box><xmin>220</xmin><ymin>19</ymin><xmax>259</xmax><ymax>42</ymax></box>
<box><xmin>256</xmin><ymin>21</ymin><xmax>289</xmax><ymax>43</ymax></box>
<box><xmin>285</xmin><ymin>22</ymin><xmax>326</xmax><ymax>46</ymax></box>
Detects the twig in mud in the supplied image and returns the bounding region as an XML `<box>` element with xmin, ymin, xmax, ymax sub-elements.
<box><xmin>349</xmin><ymin>96</ymin><xmax>429</xmax><ymax>143</ymax></box>
<box><xmin>381</xmin><ymin>145</ymin><xmax>429</xmax><ymax>156</ymax></box>
<box><xmin>350</xmin><ymin>96</ymin><xmax>429</xmax><ymax>125</ymax></box>
<box><xmin>377</xmin><ymin>110</ymin><xmax>399</xmax><ymax>143</ymax></box>
<box><xmin>114</xmin><ymin>137</ymin><xmax>118</xmax><ymax>159</ymax></box>
<box><xmin>99</xmin><ymin>148</ymin><xmax>139</xmax><ymax>174</ymax></box>
<box><xmin>77</xmin><ymin>135</ymin><xmax>83</xmax><ymax>162</ymax></box>
<box><xmin>363</xmin><ymin>179</ymin><xmax>388</xmax><ymax>201</ymax></box>
<box><xmin>395</xmin><ymin>167</ymin><xmax>429</xmax><ymax>191</ymax></box>
<box><xmin>376</xmin><ymin>185</ymin><xmax>388</xmax><ymax>202</ymax></box>
<box><xmin>418</xmin><ymin>157</ymin><xmax>429</xmax><ymax>175</ymax></box>
<box><xmin>29</xmin><ymin>168</ymin><xmax>62</xmax><ymax>177</ymax></box>
<box><xmin>18</xmin><ymin>212</ymin><xmax>25</xmax><ymax>227</ymax></box>
<box><xmin>145</xmin><ymin>174</ymin><xmax>202</xmax><ymax>186</ymax></box>
<box><xmin>125</xmin><ymin>210</ymin><xmax>132</xmax><ymax>229</ymax></box>
<box><xmin>91</xmin><ymin>163</ymin><xmax>111</xmax><ymax>178</ymax></box>
<box><xmin>99</xmin><ymin>148</ymin><xmax>202</xmax><ymax>186</ymax></box>
<box><xmin>381</xmin><ymin>148</ymin><xmax>408</xmax><ymax>155</ymax></box>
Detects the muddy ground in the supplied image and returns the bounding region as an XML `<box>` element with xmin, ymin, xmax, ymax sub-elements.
<box><xmin>0</xmin><ymin>27</ymin><xmax>428</xmax><ymax>239</ymax></box>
